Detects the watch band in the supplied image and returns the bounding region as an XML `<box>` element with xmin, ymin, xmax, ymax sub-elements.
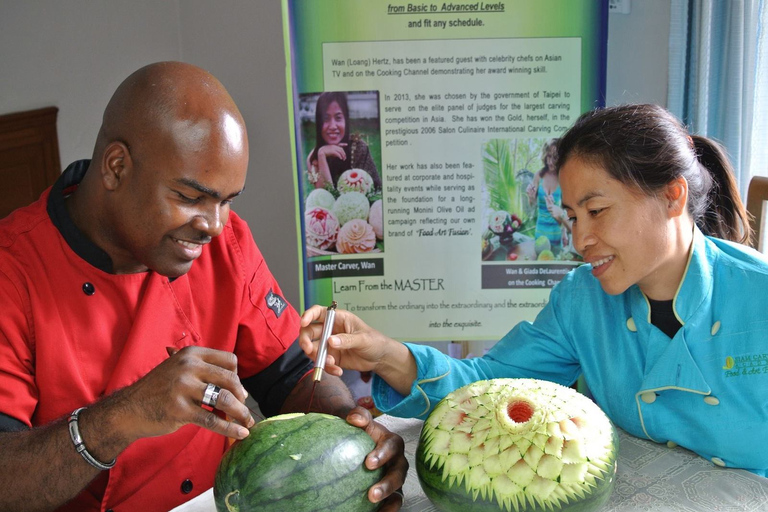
<box><xmin>67</xmin><ymin>407</ymin><xmax>116</xmax><ymax>471</ymax></box>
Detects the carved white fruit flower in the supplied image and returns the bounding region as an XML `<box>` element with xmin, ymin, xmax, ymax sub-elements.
<box><xmin>332</xmin><ymin>191</ymin><xmax>370</xmax><ymax>226</ymax></box>
<box><xmin>336</xmin><ymin>219</ymin><xmax>376</xmax><ymax>254</ymax></box>
<box><xmin>305</xmin><ymin>188</ymin><xmax>336</xmax><ymax>211</ymax></box>
<box><xmin>337</xmin><ymin>168</ymin><xmax>374</xmax><ymax>195</ymax></box>
<box><xmin>368</xmin><ymin>199</ymin><xmax>383</xmax><ymax>240</ymax></box>
<box><xmin>304</xmin><ymin>207</ymin><xmax>339</xmax><ymax>250</ymax></box>
<box><xmin>416</xmin><ymin>378</ymin><xmax>617</xmax><ymax>512</ymax></box>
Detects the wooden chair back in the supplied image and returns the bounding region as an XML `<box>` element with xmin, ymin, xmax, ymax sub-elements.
<box><xmin>747</xmin><ymin>175</ymin><xmax>768</xmax><ymax>252</ymax></box>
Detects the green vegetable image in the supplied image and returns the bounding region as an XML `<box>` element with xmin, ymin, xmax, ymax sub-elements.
<box><xmin>537</xmin><ymin>250</ymin><xmax>555</xmax><ymax>261</ymax></box>
<box><xmin>534</xmin><ymin>236</ymin><xmax>551</xmax><ymax>256</ymax></box>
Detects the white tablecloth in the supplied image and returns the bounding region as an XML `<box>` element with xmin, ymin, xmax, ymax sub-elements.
<box><xmin>172</xmin><ymin>415</ymin><xmax>768</xmax><ymax>512</ymax></box>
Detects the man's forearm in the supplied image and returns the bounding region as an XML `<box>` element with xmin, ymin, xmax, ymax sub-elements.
<box><xmin>0</xmin><ymin>393</ymin><xmax>136</xmax><ymax>512</ymax></box>
<box><xmin>280</xmin><ymin>373</ymin><xmax>355</xmax><ymax>417</ymax></box>
<box><xmin>0</xmin><ymin>420</ymin><xmax>102</xmax><ymax>511</ymax></box>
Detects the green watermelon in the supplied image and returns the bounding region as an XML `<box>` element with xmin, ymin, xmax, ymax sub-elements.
<box><xmin>416</xmin><ymin>379</ymin><xmax>617</xmax><ymax>512</ymax></box>
<box><xmin>214</xmin><ymin>412</ymin><xmax>382</xmax><ymax>512</ymax></box>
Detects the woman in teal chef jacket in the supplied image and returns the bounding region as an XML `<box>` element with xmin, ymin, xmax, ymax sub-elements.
<box><xmin>299</xmin><ymin>104</ymin><xmax>768</xmax><ymax>477</ymax></box>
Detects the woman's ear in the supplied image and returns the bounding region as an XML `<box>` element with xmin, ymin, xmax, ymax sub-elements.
<box><xmin>665</xmin><ymin>176</ymin><xmax>688</xmax><ymax>217</ymax></box>
<box><xmin>101</xmin><ymin>142</ymin><xmax>131</xmax><ymax>191</ymax></box>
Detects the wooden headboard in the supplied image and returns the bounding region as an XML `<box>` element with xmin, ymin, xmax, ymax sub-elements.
<box><xmin>0</xmin><ymin>107</ymin><xmax>61</xmax><ymax>219</ymax></box>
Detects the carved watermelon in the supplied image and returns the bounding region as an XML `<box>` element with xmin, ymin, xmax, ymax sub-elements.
<box><xmin>416</xmin><ymin>379</ymin><xmax>617</xmax><ymax>511</ymax></box>
<box><xmin>214</xmin><ymin>412</ymin><xmax>382</xmax><ymax>512</ymax></box>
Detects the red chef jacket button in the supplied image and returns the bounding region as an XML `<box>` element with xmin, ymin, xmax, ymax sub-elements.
<box><xmin>181</xmin><ymin>479</ymin><xmax>194</xmax><ymax>494</ymax></box>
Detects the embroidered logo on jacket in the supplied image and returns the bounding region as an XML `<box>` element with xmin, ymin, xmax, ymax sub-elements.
<box><xmin>265</xmin><ymin>289</ymin><xmax>287</xmax><ymax>318</ymax></box>
<box><xmin>723</xmin><ymin>353</ymin><xmax>768</xmax><ymax>377</ymax></box>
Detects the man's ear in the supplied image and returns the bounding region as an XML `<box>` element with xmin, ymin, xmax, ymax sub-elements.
<box><xmin>665</xmin><ymin>176</ymin><xmax>688</xmax><ymax>217</ymax></box>
<box><xmin>101</xmin><ymin>142</ymin><xmax>131</xmax><ymax>191</ymax></box>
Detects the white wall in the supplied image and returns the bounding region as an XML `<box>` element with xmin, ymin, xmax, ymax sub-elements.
<box><xmin>0</xmin><ymin>1</ymin><xmax>671</xmax><ymax>308</ymax></box>
<box><xmin>0</xmin><ymin>1</ymin><xmax>183</xmax><ymax>163</ymax></box>
<box><xmin>605</xmin><ymin>1</ymin><xmax>670</xmax><ymax>106</ymax></box>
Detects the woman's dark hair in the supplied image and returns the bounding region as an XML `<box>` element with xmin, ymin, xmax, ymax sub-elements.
<box><xmin>556</xmin><ymin>104</ymin><xmax>751</xmax><ymax>245</ymax></box>
<box><xmin>309</xmin><ymin>91</ymin><xmax>351</xmax><ymax>183</ymax></box>
<box><xmin>538</xmin><ymin>138</ymin><xmax>559</xmax><ymax>178</ymax></box>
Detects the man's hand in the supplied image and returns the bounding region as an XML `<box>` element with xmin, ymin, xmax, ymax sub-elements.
<box><xmin>111</xmin><ymin>346</ymin><xmax>255</xmax><ymax>445</ymax></box>
<box><xmin>346</xmin><ymin>407</ymin><xmax>407</xmax><ymax>511</ymax></box>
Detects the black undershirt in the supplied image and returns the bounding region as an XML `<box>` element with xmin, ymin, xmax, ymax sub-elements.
<box><xmin>648</xmin><ymin>298</ymin><xmax>682</xmax><ymax>338</ymax></box>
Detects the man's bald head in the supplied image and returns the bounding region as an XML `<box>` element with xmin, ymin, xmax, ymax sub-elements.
<box><xmin>72</xmin><ymin>62</ymin><xmax>250</xmax><ymax>276</ymax></box>
<box><xmin>95</xmin><ymin>61</ymin><xmax>247</xmax><ymax>166</ymax></box>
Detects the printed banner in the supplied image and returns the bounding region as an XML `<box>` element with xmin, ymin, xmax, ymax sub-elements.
<box><xmin>283</xmin><ymin>0</ymin><xmax>608</xmax><ymax>341</ymax></box>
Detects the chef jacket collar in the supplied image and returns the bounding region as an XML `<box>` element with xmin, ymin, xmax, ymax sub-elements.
<box><xmin>47</xmin><ymin>159</ymin><xmax>115</xmax><ymax>273</ymax></box>
<box><xmin>670</xmin><ymin>226</ymin><xmax>713</xmax><ymax>324</ymax></box>
<box><xmin>628</xmin><ymin>226</ymin><xmax>712</xmax><ymax>327</ymax></box>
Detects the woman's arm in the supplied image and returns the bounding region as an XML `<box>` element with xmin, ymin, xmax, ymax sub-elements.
<box><xmin>299</xmin><ymin>306</ymin><xmax>416</xmax><ymax>395</ymax></box>
<box><xmin>527</xmin><ymin>173</ymin><xmax>541</xmax><ymax>206</ymax></box>
<box><xmin>313</xmin><ymin>144</ymin><xmax>346</xmax><ymax>189</ymax></box>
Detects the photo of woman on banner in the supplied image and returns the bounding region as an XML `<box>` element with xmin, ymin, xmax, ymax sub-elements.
<box><xmin>301</xmin><ymin>90</ymin><xmax>384</xmax><ymax>256</ymax></box>
<box><xmin>300</xmin><ymin>103</ymin><xmax>768</xmax><ymax>478</ymax></box>
<box><xmin>527</xmin><ymin>138</ymin><xmax>572</xmax><ymax>251</ymax></box>
<box><xmin>305</xmin><ymin>91</ymin><xmax>382</xmax><ymax>192</ymax></box>
<box><xmin>481</xmin><ymin>137</ymin><xmax>577</xmax><ymax>263</ymax></box>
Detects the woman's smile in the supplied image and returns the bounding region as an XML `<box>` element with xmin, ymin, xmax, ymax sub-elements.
<box><xmin>321</xmin><ymin>101</ymin><xmax>346</xmax><ymax>144</ymax></box>
<box><xmin>560</xmin><ymin>156</ymin><xmax>686</xmax><ymax>299</ymax></box>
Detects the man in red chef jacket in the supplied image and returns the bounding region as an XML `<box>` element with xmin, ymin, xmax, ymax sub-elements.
<box><xmin>0</xmin><ymin>61</ymin><xmax>406</xmax><ymax>512</ymax></box>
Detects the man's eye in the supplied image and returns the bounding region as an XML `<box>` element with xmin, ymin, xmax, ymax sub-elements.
<box><xmin>177</xmin><ymin>192</ymin><xmax>201</xmax><ymax>204</ymax></box>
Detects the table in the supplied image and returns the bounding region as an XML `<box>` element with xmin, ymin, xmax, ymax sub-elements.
<box><xmin>172</xmin><ymin>415</ymin><xmax>768</xmax><ymax>512</ymax></box>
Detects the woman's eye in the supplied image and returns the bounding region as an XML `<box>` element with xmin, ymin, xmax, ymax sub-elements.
<box><xmin>589</xmin><ymin>208</ymin><xmax>605</xmax><ymax>217</ymax></box>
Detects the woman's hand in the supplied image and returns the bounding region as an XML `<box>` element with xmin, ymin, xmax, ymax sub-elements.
<box><xmin>526</xmin><ymin>182</ymin><xmax>537</xmax><ymax>204</ymax></box>
<box><xmin>545</xmin><ymin>193</ymin><xmax>567</xmax><ymax>222</ymax></box>
<box><xmin>311</xmin><ymin>143</ymin><xmax>347</xmax><ymax>189</ymax></box>
<box><xmin>346</xmin><ymin>407</ymin><xmax>408</xmax><ymax>511</ymax></box>
<box><xmin>317</xmin><ymin>143</ymin><xmax>347</xmax><ymax>163</ymax></box>
<box><xmin>299</xmin><ymin>306</ymin><xmax>416</xmax><ymax>395</ymax></box>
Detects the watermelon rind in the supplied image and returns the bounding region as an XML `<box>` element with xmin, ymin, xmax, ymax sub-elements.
<box><xmin>214</xmin><ymin>412</ymin><xmax>382</xmax><ymax>512</ymax></box>
<box><xmin>416</xmin><ymin>379</ymin><xmax>618</xmax><ymax>512</ymax></box>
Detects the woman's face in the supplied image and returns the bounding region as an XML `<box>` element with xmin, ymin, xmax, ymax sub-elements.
<box><xmin>321</xmin><ymin>101</ymin><xmax>346</xmax><ymax>145</ymax></box>
<box><xmin>545</xmin><ymin>145</ymin><xmax>557</xmax><ymax>169</ymax></box>
<box><xmin>560</xmin><ymin>156</ymin><xmax>681</xmax><ymax>299</ymax></box>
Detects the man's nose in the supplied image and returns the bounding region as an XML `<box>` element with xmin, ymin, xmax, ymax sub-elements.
<box><xmin>192</xmin><ymin>204</ymin><xmax>225</xmax><ymax>237</ymax></box>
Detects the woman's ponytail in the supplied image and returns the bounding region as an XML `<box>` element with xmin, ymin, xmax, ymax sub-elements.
<box><xmin>690</xmin><ymin>135</ymin><xmax>752</xmax><ymax>245</ymax></box>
